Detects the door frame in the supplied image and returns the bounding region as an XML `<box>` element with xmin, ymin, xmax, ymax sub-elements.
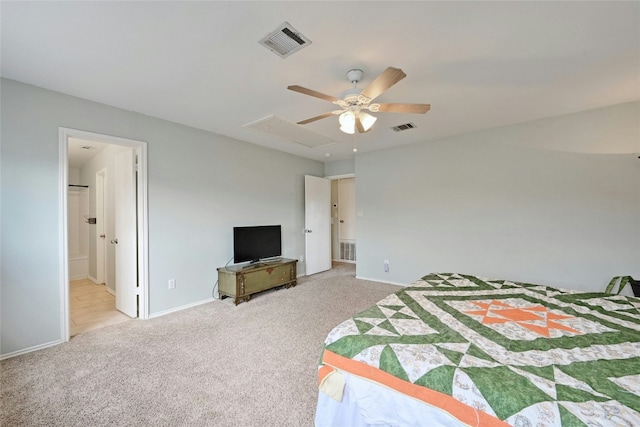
<box><xmin>58</xmin><ymin>127</ymin><xmax>149</xmax><ymax>342</ymax></box>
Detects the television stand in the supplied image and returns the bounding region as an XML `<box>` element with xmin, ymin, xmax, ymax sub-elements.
<box><xmin>217</xmin><ymin>258</ymin><xmax>297</xmax><ymax>305</ymax></box>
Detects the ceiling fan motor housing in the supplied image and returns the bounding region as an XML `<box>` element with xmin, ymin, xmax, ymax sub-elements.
<box><xmin>342</xmin><ymin>88</ymin><xmax>362</xmax><ymax>104</ymax></box>
<box><xmin>347</xmin><ymin>69</ymin><xmax>363</xmax><ymax>84</ymax></box>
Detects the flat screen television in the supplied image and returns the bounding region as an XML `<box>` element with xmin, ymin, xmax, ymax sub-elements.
<box><xmin>233</xmin><ymin>225</ymin><xmax>282</xmax><ymax>264</ymax></box>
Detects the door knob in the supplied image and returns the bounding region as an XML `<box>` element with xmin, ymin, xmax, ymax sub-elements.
<box><xmin>110</xmin><ymin>239</ymin><xmax>118</xmax><ymax>244</ymax></box>
<box><xmin>304</xmin><ymin>229</ymin><xmax>313</xmax><ymax>233</ymax></box>
<box><xmin>100</xmin><ymin>234</ymin><xmax>106</xmax><ymax>239</ymax></box>
<box><xmin>339</xmin><ymin>220</ymin><xmax>344</xmax><ymax>223</ymax></box>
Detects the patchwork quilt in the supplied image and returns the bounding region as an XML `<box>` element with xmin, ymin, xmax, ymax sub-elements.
<box><xmin>319</xmin><ymin>273</ymin><xmax>640</xmax><ymax>426</ymax></box>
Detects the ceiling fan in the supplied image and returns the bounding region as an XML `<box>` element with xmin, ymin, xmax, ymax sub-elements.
<box><xmin>288</xmin><ymin>67</ymin><xmax>430</xmax><ymax>134</ymax></box>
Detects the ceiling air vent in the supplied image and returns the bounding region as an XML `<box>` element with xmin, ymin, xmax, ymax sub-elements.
<box><xmin>390</xmin><ymin>122</ymin><xmax>417</xmax><ymax>132</ymax></box>
<box><xmin>259</xmin><ymin>22</ymin><xmax>311</xmax><ymax>58</ymax></box>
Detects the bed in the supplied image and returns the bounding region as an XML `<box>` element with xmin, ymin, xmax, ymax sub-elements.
<box><xmin>315</xmin><ymin>273</ymin><xmax>640</xmax><ymax>427</ymax></box>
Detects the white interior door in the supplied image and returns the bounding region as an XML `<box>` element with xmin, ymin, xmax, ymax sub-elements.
<box><xmin>114</xmin><ymin>148</ymin><xmax>137</xmax><ymax>317</ymax></box>
<box><xmin>305</xmin><ymin>175</ymin><xmax>331</xmax><ymax>275</ymax></box>
<box><xmin>337</xmin><ymin>178</ymin><xmax>357</xmax><ymax>262</ymax></box>
<box><xmin>339</xmin><ymin>178</ymin><xmax>356</xmax><ymax>241</ymax></box>
<box><xmin>96</xmin><ymin>169</ymin><xmax>106</xmax><ymax>284</ymax></box>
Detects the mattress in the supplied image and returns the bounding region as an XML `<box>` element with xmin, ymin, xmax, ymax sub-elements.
<box><xmin>315</xmin><ymin>273</ymin><xmax>640</xmax><ymax>426</ymax></box>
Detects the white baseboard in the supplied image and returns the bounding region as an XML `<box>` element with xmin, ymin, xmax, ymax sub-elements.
<box><xmin>355</xmin><ymin>275</ymin><xmax>407</xmax><ymax>287</ymax></box>
<box><xmin>0</xmin><ymin>339</ymin><xmax>63</xmax><ymax>360</ymax></box>
<box><xmin>87</xmin><ymin>275</ymin><xmax>112</xmax><ymax>295</ymax></box>
<box><xmin>148</xmin><ymin>298</ymin><xmax>215</xmax><ymax>319</ymax></box>
<box><xmin>2</xmin><ymin>298</ymin><xmax>216</xmax><ymax>358</ymax></box>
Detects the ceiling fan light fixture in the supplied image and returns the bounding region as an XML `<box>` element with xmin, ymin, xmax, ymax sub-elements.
<box><xmin>338</xmin><ymin>110</ymin><xmax>377</xmax><ymax>134</ymax></box>
<box><xmin>339</xmin><ymin>111</ymin><xmax>356</xmax><ymax>134</ymax></box>
<box><xmin>359</xmin><ymin>111</ymin><xmax>377</xmax><ymax>131</ymax></box>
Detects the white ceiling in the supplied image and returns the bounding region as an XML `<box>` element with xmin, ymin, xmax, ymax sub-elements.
<box><xmin>2</xmin><ymin>1</ymin><xmax>639</xmax><ymax>162</ymax></box>
<box><xmin>68</xmin><ymin>138</ymin><xmax>109</xmax><ymax>168</ymax></box>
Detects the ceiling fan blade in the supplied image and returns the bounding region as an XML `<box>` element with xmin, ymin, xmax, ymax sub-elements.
<box><xmin>359</xmin><ymin>67</ymin><xmax>406</xmax><ymax>102</ymax></box>
<box><xmin>376</xmin><ymin>103</ymin><xmax>431</xmax><ymax>114</ymax></box>
<box><xmin>297</xmin><ymin>112</ymin><xmax>335</xmax><ymax>125</ymax></box>
<box><xmin>287</xmin><ymin>85</ymin><xmax>341</xmax><ymax>103</ymax></box>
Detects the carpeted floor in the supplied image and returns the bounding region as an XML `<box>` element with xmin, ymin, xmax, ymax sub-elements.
<box><xmin>1</xmin><ymin>263</ymin><xmax>401</xmax><ymax>426</ymax></box>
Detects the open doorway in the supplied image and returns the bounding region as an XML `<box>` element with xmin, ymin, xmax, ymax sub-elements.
<box><xmin>302</xmin><ymin>173</ymin><xmax>356</xmax><ymax>276</ymax></box>
<box><xmin>60</xmin><ymin>128</ymin><xmax>149</xmax><ymax>341</ymax></box>
<box><xmin>330</xmin><ymin>176</ymin><xmax>356</xmax><ymax>263</ymax></box>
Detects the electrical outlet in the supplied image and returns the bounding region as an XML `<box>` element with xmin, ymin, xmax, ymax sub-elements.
<box><xmin>298</xmin><ymin>255</ymin><xmax>304</xmax><ymax>263</ymax></box>
<box><xmin>384</xmin><ymin>260</ymin><xmax>389</xmax><ymax>273</ymax></box>
<box><xmin>168</xmin><ymin>279</ymin><xmax>176</xmax><ymax>289</ymax></box>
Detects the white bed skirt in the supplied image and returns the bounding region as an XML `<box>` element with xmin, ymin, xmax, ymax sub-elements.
<box><xmin>315</xmin><ymin>372</ymin><xmax>469</xmax><ymax>427</ymax></box>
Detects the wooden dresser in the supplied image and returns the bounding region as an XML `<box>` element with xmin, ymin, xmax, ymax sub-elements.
<box><xmin>217</xmin><ymin>258</ymin><xmax>297</xmax><ymax>305</ymax></box>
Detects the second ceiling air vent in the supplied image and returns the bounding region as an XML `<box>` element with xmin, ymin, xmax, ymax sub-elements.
<box><xmin>259</xmin><ymin>22</ymin><xmax>311</xmax><ymax>58</ymax></box>
<box><xmin>390</xmin><ymin>122</ymin><xmax>417</xmax><ymax>132</ymax></box>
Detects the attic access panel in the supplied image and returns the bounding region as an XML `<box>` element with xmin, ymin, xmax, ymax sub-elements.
<box><xmin>259</xmin><ymin>22</ymin><xmax>311</xmax><ymax>58</ymax></box>
<box><xmin>244</xmin><ymin>115</ymin><xmax>335</xmax><ymax>149</ymax></box>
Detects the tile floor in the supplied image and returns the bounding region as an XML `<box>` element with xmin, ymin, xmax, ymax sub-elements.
<box><xmin>69</xmin><ymin>279</ymin><xmax>132</xmax><ymax>337</ymax></box>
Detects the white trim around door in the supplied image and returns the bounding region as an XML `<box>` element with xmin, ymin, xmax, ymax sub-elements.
<box><xmin>59</xmin><ymin>127</ymin><xmax>150</xmax><ymax>343</ymax></box>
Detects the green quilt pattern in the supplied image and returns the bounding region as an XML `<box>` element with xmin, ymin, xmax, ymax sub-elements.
<box><xmin>322</xmin><ymin>273</ymin><xmax>640</xmax><ymax>426</ymax></box>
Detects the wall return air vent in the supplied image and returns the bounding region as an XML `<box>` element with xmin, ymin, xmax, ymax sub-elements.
<box><xmin>259</xmin><ymin>22</ymin><xmax>311</xmax><ymax>58</ymax></box>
